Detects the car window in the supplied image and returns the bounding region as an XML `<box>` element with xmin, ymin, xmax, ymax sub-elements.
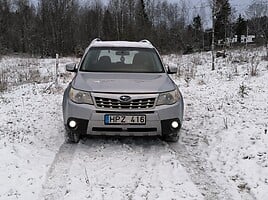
<box><xmin>80</xmin><ymin>47</ymin><xmax>164</xmax><ymax>73</ymax></box>
<box><xmin>98</xmin><ymin>50</ymin><xmax>137</xmax><ymax>64</ymax></box>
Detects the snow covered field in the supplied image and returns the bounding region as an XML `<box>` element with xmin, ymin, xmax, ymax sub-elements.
<box><xmin>0</xmin><ymin>48</ymin><xmax>267</xmax><ymax>200</ymax></box>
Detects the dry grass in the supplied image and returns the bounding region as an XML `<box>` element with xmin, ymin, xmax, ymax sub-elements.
<box><xmin>18</xmin><ymin>69</ymin><xmax>41</xmax><ymax>84</ymax></box>
<box><xmin>191</xmin><ymin>56</ymin><xmax>203</xmax><ymax>66</ymax></box>
<box><xmin>239</xmin><ymin>82</ymin><xmax>248</xmax><ymax>98</ymax></box>
<box><xmin>249</xmin><ymin>55</ymin><xmax>260</xmax><ymax>76</ymax></box>
<box><xmin>0</xmin><ymin>59</ymin><xmax>44</xmax><ymax>92</ymax></box>
<box><xmin>0</xmin><ymin>70</ymin><xmax>8</xmax><ymax>92</ymax></box>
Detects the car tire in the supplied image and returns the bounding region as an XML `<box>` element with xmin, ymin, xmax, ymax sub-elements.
<box><xmin>65</xmin><ymin>130</ymin><xmax>80</xmax><ymax>143</ymax></box>
<box><xmin>162</xmin><ymin>132</ymin><xmax>179</xmax><ymax>142</ymax></box>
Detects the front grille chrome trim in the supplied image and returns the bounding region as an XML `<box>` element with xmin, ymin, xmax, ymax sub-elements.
<box><xmin>92</xmin><ymin>93</ymin><xmax>158</xmax><ymax>110</ymax></box>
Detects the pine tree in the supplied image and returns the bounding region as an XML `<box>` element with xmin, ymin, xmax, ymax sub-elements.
<box><xmin>0</xmin><ymin>0</ymin><xmax>11</xmax><ymax>52</ymax></box>
<box><xmin>235</xmin><ymin>14</ymin><xmax>247</xmax><ymax>43</ymax></box>
<box><xmin>214</xmin><ymin>0</ymin><xmax>231</xmax><ymax>41</ymax></box>
<box><xmin>193</xmin><ymin>15</ymin><xmax>202</xmax><ymax>31</ymax></box>
<box><xmin>192</xmin><ymin>15</ymin><xmax>203</xmax><ymax>49</ymax></box>
<box><xmin>135</xmin><ymin>0</ymin><xmax>151</xmax><ymax>39</ymax></box>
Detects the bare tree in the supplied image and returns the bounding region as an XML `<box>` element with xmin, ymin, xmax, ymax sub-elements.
<box><xmin>208</xmin><ymin>0</ymin><xmax>231</xmax><ymax>70</ymax></box>
<box><xmin>246</xmin><ymin>0</ymin><xmax>268</xmax><ymax>58</ymax></box>
<box><xmin>38</xmin><ymin>0</ymin><xmax>79</xmax><ymax>56</ymax></box>
<box><xmin>208</xmin><ymin>0</ymin><xmax>217</xmax><ymax>70</ymax></box>
<box><xmin>0</xmin><ymin>0</ymin><xmax>207</xmax><ymax>55</ymax></box>
<box><xmin>108</xmin><ymin>0</ymin><xmax>134</xmax><ymax>40</ymax></box>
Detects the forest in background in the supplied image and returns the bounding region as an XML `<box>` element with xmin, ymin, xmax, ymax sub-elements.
<box><xmin>0</xmin><ymin>0</ymin><xmax>268</xmax><ymax>56</ymax></box>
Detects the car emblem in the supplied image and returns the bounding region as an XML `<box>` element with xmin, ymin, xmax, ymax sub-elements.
<box><xmin>120</xmin><ymin>95</ymin><xmax>131</xmax><ymax>102</ymax></box>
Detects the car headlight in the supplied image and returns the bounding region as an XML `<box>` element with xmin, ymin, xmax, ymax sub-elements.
<box><xmin>69</xmin><ymin>87</ymin><xmax>93</xmax><ymax>105</ymax></box>
<box><xmin>156</xmin><ymin>89</ymin><xmax>180</xmax><ymax>106</ymax></box>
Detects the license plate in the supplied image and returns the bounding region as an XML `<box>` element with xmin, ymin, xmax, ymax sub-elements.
<box><xmin>104</xmin><ymin>115</ymin><xmax>146</xmax><ymax>125</ymax></box>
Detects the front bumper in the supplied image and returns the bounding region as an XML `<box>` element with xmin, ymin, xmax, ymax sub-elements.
<box><xmin>63</xmin><ymin>91</ymin><xmax>184</xmax><ymax>137</ymax></box>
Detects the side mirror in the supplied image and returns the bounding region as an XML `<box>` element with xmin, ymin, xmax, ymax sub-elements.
<box><xmin>166</xmin><ymin>64</ymin><xmax>177</xmax><ymax>74</ymax></box>
<box><xmin>66</xmin><ymin>63</ymin><xmax>77</xmax><ymax>72</ymax></box>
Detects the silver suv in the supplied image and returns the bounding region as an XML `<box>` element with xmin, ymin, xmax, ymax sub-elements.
<box><xmin>62</xmin><ymin>39</ymin><xmax>184</xmax><ymax>143</ymax></box>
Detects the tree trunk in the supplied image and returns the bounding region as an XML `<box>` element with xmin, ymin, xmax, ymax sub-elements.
<box><xmin>266</xmin><ymin>42</ymin><xmax>268</xmax><ymax>59</ymax></box>
<box><xmin>211</xmin><ymin>0</ymin><xmax>216</xmax><ymax>71</ymax></box>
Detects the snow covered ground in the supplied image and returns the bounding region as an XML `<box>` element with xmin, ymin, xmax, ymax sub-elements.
<box><xmin>0</xmin><ymin>48</ymin><xmax>267</xmax><ymax>200</ymax></box>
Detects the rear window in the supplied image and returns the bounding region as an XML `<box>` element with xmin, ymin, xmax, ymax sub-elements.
<box><xmin>80</xmin><ymin>47</ymin><xmax>164</xmax><ymax>73</ymax></box>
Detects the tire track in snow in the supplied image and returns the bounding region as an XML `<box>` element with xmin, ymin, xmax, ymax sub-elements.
<box><xmin>122</xmin><ymin>140</ymin><xmax>166</xmax><ymax>200</ymax></box>
<box><xmin>120</xmin><ymin>139</ymin><xmax>201</xmax><ymax>199</ymax></box>
<box><xmin>166</xmin><ymin>139</ymin><xmax>230</xmax><ymax>200</ymax></box>
<box><xmin>163</xmin><ymin>130</ymin><xmax>256</xmax><ymax>200</ymax></box>
<box><xmin>37</xmin><ymin>134</ymin><xmax>255</xmax><ymax>200</ymax></box>
<box><xmin>38</xmin><ymin>142</ymin><xmax>77</xmax><ymax>200</ymax></box>
<box><xmin>205</xmin><ymin>133</ymin><xmax>258</xmax><ymax>200</ymax></box>
<box><xmin>64</xmin><ymin>136</ymin><xmax>203</xmax><ymax>200</ymax></box>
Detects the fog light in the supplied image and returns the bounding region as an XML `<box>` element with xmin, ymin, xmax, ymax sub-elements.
<box><xmin>69</xmin><ymin>120</ymin><xmax>77</xmax><ymax>128</ymax></box>
<box><xmin>171</xmin><ymin>121</ymin><xmax>179</xmax><ymax>129</ymax></box>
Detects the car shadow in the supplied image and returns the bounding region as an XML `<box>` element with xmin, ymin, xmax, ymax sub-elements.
<box><xmin>79</xmin><ymin>135</ymin><xmax>165</xmax><ymax>149</ymax></box>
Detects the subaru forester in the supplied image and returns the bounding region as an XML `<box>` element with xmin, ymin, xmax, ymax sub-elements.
<box><xmin>62</xmin><ymin>39</ymin><xmax>184</xmax><ymax>143</ymax></box>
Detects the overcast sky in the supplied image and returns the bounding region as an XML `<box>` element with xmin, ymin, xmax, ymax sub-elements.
<box><xmin>188</xmin><ymin>0</ymin><xmax>252</xmax><ymax>13</ymax></box>
<box><xmin>32</xmin><ymin>0</ymin><xmax>252</xmax><ymax>14</ymax></box>
<box><xmin>162</xmin><ymin>0</ymin><xmax>252</xmax><ymax>27</ymax></box>
<box><xmin>32</xmin><ymin>0</ymin><xmax>254</xmax><ymax>27</ymax></box>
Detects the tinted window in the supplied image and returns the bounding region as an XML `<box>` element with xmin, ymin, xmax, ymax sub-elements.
<box><xmin>80</xmin><ymin>47</ymin><xmax>164</xmax><ymax>73</ymax></box>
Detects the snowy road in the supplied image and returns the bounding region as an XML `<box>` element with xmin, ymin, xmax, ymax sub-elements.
<box><xmin>37</xmin><ymin>135</ymin><xmax>232</xmax><ymax>200</ymax></box>
<box><xmin>1</xmin><ymin>51</ymin><xmax>268</xmax><ymax>200</ymax></box>
<box><xmin>38</xmin><ymin>132</ymin><xmax>251</xmax><ymax>200</ymax></box>
<box><xmin>39</xmin><ymin>137</ymin><xmax>204</xmax><ymax>200</ymax></box>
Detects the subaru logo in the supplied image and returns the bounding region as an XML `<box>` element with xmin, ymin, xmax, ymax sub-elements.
<box><xmin>120</xmin><ymin>95</ymin><xmax>131</xmax><ymax>102</ymax></box>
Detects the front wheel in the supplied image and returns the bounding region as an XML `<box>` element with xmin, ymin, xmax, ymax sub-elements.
<box><xmin>161</xmin><ymin>131</ymin><xmax>180</xmax><ymax>142</ymax></box>
<box><xmin>65</xmin><ymin>130</ymin><xmax>80</xmax><ymax>143</ymax></box>
<box><xmin>162</xmin><ymin>134</ymin><xmax>179</xmax><ymax>142</ymax></box>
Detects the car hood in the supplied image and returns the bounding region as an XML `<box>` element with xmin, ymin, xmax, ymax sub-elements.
<box><xmin>72</xmin><ymin>72</ymin><xmax>176</xmax><ymax>93</ymax></box>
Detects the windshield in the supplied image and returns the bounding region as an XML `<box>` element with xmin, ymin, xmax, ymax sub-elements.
<box><xmin>80</xmin><ymin>47</ymin><xmax>164</xmax><ymax>73</ymax></box>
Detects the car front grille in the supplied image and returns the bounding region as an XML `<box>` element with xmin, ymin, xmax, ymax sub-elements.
<box><xmin>95</xmin><ymin>97</ymin><xmax>156</xmax><ymax>109</ymax></box>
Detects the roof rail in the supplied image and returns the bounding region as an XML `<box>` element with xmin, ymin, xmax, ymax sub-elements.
<box><xmin>90</xmin><ymin>38</ymin><xmax>101</xmax><ymax>45</ymax></box>
<box><xmin>139</xmin><ymin>39</ymin><xmax>152</xmax><ymax>45</ymax></box>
